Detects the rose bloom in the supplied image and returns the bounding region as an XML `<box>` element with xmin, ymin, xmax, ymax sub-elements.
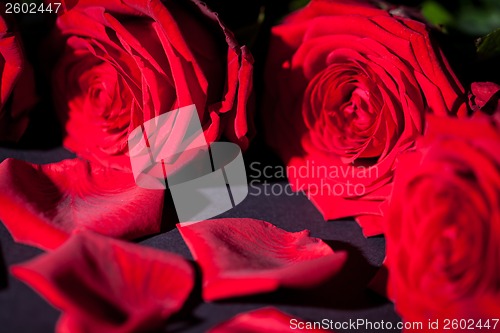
<box><xmin>386</xmin><ymin>115</ymin><xmax>500</xmax><ymax>330</ymax></box>
<box><xmin>0</xmin><ymin>10</ymin><xmax>36</xmax><ymax>142</ymax></box>
<box><xmin>49</xmin><ymin>0</ymin><xmax>253</xmax><ymax>170</ymax></box>
<box><xmin>263</xmin><ymin>0</ymin><xmax>466</xmax><ymax>235</ymax></box>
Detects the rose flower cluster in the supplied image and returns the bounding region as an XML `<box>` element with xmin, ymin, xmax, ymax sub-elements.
<box><xmin>0</xmin><ymin>0</ymin><xmax>498</xmax><ymax>332</ymax></box>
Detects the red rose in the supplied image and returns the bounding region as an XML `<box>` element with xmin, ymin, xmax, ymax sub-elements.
<box><xmin>385</xmin><ymin>115</ymin><xmax>500</xmax><ymax>328</ymax></box>
<box><xmin>0</xmin><ymin>11</ymin><xmax>36</xmax><ymax>142</ymax></box>
<box><xmin>49</xmin><ymin>0</ymin><xmax>253</xmax><ymax>170</ymax></box>
<box><xmin>263</xmin><ymin>0</ymin><xmax>466</xmax><ymax>235</ymax></box>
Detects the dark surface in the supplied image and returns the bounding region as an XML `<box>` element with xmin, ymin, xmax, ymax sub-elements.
<box><xmin>0</xmin><ymin>147</ymin><xmax>401</xmax><ymax>333</ymax></box>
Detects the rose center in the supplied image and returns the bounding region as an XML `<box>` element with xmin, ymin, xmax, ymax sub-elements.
<box><xmin>78</xmin><ymin>62</ymin><xmax>118</xmax><ymax>114</ymax></box>
<box><xmin>305</xmin><ymin>64</ymin><xmax>385</xmax><ymax>162</ymax></box>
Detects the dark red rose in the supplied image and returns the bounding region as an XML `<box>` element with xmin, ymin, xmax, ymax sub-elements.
<box><xmin>385</xmin><ymin>115</ymin><xmax>500</xmax><ymax>329</ymax></box>
<box><xmin>12</xmin><ymin>230</ymin><xmax>194</xmax><ymax>333</ymax></box>
<box><xmin>263</xmin><ymin>0</ymin><xmax>466</xmax><ymax>235</ymax></box>
<box><xmin>0</xmin><ymin>11</ymin><xmax>36</xmax><ymax>142</ymax></box>
<box><xmin>49</xmin><ymin>0</ymin><xmax>253</xmax><ymax>170</ymax></box>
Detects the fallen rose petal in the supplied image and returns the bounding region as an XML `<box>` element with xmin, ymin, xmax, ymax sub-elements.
<box><xmin>11</xmin><ymin>230</ymin><xmax>194</xmax><ymax>333</ymax></box>
<box><xmin>0</xmin><ymin>158</ymin><xmax>164</xmax><ymax>250</ymax></box>
<box><xmin>208</xmin><ymin>307</ymin><xmax>332</xmax><ymax>332</ymax></box>
<box><xmin>178</xmin><ymin>218</ymin><xmax>346</xmax><ymax>301</ymax></box>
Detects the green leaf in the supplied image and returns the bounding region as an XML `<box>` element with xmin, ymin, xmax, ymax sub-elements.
<box><xmin>477</xmin><ymin>28</ymin><xmax>500</xmax><ymax>59</ymax></box>
<box><xmin>422</xmin><ymin>1</ymin><xmax>454</xmax><ymax>27</ymax></box>
<box><xmin>289</xmin><ymin>0</ymin><xmax>310</xmax><ymax>12</ymax></box>
<box><xmin>456</xmin><ymin>4</ymin><xmax>500</xmax><ymax>36</ymax></box>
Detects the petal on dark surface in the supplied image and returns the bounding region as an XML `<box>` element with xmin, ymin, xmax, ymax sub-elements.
<box><xmin>355</xmin><ymin>215</ymin><xmax>384</xmax><ymax>237</ymax></box>
<box><xmin>178</xmin><ymin>218</ymin><xmax>346</xmax><ymax>301</ymax></box>
<box><xmin>208</xmin><ymin>307</ymin><xmax>332</xmax><ymax>332</ymax></box>
<box><xmin>0</xmin><ymin>158</ymin><xmax>164</xmax><ymax>250</ymax></box>
<box><xmin>11</xmin><ymin>230</ymin><xmax>194</xmax><ymax>333</ymax></box>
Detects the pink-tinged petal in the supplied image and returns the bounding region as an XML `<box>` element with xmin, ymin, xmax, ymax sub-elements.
<box><xmin>209</xmin><ymin>307</ymin><xmax>333</xmax><ymax>332</ymax></box>
<box><xmin>11</xmin><ymin>230</ymin><xmax>194</xmax><ymax>333</ymax></box>
<box><xmin>178</xmin><ymin>218</ymin><xmax>347</xmax><ymax>301</ymax></box>
<box><xmin>0</xmin><ymin>158</ymin><xmax>164</xmax><ymax>250</ymax></box>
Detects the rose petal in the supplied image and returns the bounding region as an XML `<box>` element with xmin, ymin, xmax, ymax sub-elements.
<box><xmin>469</xmin><ymin>82</ymin><xmax>500</xmax><ymax>111</ymax></box>
<box><xmin>208</xmin><ymin>307</ymin><xmax>332</xmax><ymax>333</ymax></box>
<box><xmin>11</xmin><ymin>230</ymin><xmax>194</xmax><ymax>333</ymax></box>
<box><xmin>355</xmin><ymin>215</ymin><xmax>385</xmax><ymax>237</ymax></box>
<box><xmin>178</xmin><ymin>218</ymin><xmax>346</xmax><ymax>301</ymax></box>
<box><xmin>0</xmin><ymin>158</ymin><xmax>164</xmax><ymax>250</ymax></box>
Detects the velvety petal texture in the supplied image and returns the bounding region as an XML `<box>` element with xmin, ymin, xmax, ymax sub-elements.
<box><xmin>209</xmin><ymin>307</ymin><xmax>332</xmax><ymax>332</ymax></box>
<box><xmin>0</xmin><ymin>9</ymin><xmax>37</xmax><ymax>142</ymax></box>
<box><xmin>178</xmin><ymin>218</ymin><xmax>346</xmax><ymax>301</ymax></box>
<box><xmin>385</xmin><ymin>115</ymin><xmax>500</xmax><ymax>328</ymax></box>
<box><xmin>263</xmin><ymin>0</ymin><xmax>466</xmax><ymax>236</ymax></box>
<box><xmin>0</xmin><ymin>158</ymin><xmax>164</xmax><ymax>250</ymax></box>
<box><xmin>11</xmin><ymin>230</ymin><xmax>194</xmax><ymax>333</ymax></box>
<box><xmin>469</xmin><ymin>82</ymin><xmax>500</xmax><ymax>117</ymax></box>
<box><xmin>48</xmin><ymin>0</ymin><xmax>253</xmax><ymax>171</ymax></box>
